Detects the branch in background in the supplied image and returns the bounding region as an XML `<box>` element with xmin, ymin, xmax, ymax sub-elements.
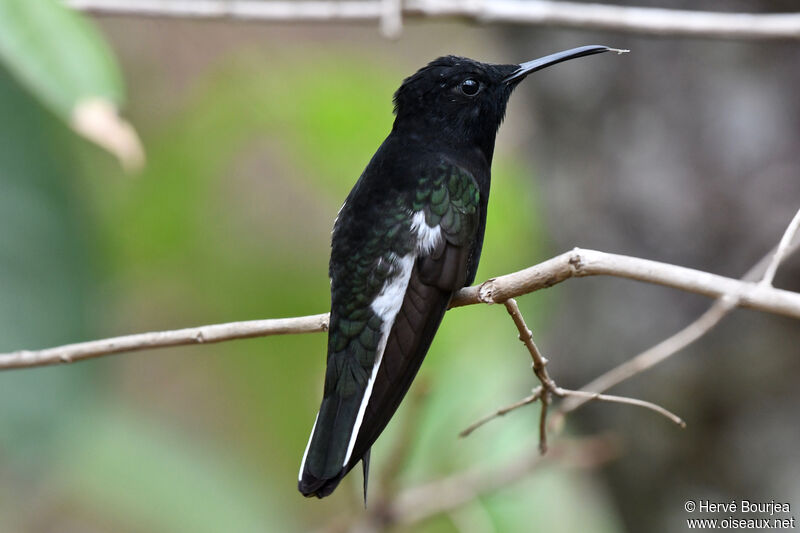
<box><xmin>66</xmin><ymin>0</ymin><xmax>800</xmax><ymax>41</ymax></box>
<box><xmin>460</xmin><ymin>389</ymin><xmax>541</xmax><ymax>438</ymax></box>
<box><xmin>381</xmin><ymin>436</ymin><xmax>619</xmax><ymax>530</ymax></box>
<box><xmin>556</xmin><ymin>208</ymin><xmax>800</xmax><ymax>417</ymax></box>
<box><xmin>557</xmin><ymin>389</ymin><xmax>685</xmax><ymax>427</ymax></box>
<box><xmin>461</xmin><ymin>384</ymin><xmax>685</xmax><ymax>441</ymax></box>
<box><xmin>761</xmin><ymin>208</ymin><xmax>800</xmax><ymax>287</ymax></box>
<box><xmin>377</xmin><ymin>379</ymin><xmax>430</xmax><ymax>493</ymax></box>
<box><xmin>460</xmin><ymin>209</ymin><xmax>799</xmax><ymax>440</ymax></box>
<box><xmin>314</xmin><ymin>435</ymin><xmax>618</xmax><ymax>533</ymax></box>
<box><xmin>460</xmin><ymin>299</ymin><xmax>684</xmax><ymax>449</ymax></box>
<box><xmin>2</xmin><ymin>244</ymin><xmax>800</xmax><ymax>370</ymax></box>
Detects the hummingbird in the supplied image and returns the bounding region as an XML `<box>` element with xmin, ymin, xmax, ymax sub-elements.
<box><xmin>298</xmin><ymin>45</ymin><xmax>626</xmax><ymax>499</ymax></box>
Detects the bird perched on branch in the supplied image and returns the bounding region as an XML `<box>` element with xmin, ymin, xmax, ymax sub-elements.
<box><xmin>299</xmin><ymin>45</ymin><xmax>627</xmax><ymax>499</ymax></box>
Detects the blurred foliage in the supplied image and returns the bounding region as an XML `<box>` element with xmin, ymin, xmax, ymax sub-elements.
<box><xmin>0</xmin><ymin>0</ymin><xmax>140</xmax><ymax>168</ymax></box>
<box><xmin>0</xmin><ymin>26</ymin><xmax>623</xmax><ymax>533</ymax></box>
<box><xmin>0</xmin><ymin>66</ymin><xmax>97</xmax><ymax>530</ymax></box>
<box><xmin>0</xmin><ymin>0</ymin><xmax>123</xmax><ymax>116</ymax></box>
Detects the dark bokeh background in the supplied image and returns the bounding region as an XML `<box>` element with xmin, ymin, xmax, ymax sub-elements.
<box><xmin>0</xmin><ymin>2</ymin><xmax>798</xmax><ymax>532</ymax></box>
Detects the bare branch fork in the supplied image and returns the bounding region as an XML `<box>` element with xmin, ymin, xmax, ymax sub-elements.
<box><xmin>458</xmin><ymin>298</ymin><xmax>685</xmax><ymax>453</ymax></box>
<box><xmin>2</xmin><ymin>241</ymin><xmax>800</xmax><ymax>370</ymax></box>
<box><xmin>460</xmin><ymin>208</ymin><xmax>800</xmax><ymax>445</ymax></box>
<box><xmin>554</xmin><ymin>207</ymin><xmax>800</xmax><ymax>418</ymax></box>
<box><xmin>67</xmin><ymin>0</ymin><xmax>800</xmax><ymax>41</ymax></box>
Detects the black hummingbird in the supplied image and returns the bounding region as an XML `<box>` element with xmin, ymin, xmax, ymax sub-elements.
<box><xmin>298</xmin><ymin>45</ymin><xmax>626</xmax><ymax>499</ymax></box>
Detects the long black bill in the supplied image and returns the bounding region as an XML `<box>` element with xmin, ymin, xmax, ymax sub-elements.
<box><xmin>503</xmin><ymin>45</ymin><xmax>629</xmax><ymax>84</ymax></box>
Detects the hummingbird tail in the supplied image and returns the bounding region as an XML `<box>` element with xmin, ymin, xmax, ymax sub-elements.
<box><xmin>298</xmin><ymin>391</ymin><xmax>363</xmax><ymax>497</ymax></box>
<box><xmin>362</xmin><ymin>448</ymin><xmax>371</xmax><ymax>506</ymax></box>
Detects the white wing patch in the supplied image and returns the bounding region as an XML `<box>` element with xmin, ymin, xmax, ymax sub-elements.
<box><xmin>370</xmin><ymin>252</ymin><xmax>415</xmax><ymax>321</ymax></box>
<box><xmin>342</xmin><ymin>211</ymin><xmax>442</xmax><ymax>467</ymax></box>
<box><xmin>411</xmin><ymin>210</ymin><xmax>442</xmax><ymax>255</ymax></box>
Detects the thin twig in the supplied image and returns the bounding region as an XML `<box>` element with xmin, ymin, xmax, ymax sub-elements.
<box><xmin>761</xmin><ymin>208</ymin><xmax>800</xmax><ymax>287</ymax></box>
<box><xmin>537</xmin><ymin>391</ymin><xmax>550</xmax><ymax>454</ymax></box>
<box><xmin>503</xmin><ymin>299</ymin><xmax>555</xmax><ymax>389</ymax></box>
<box><xmin>459</xmin><ymin>388</ymin><xmax>541</xmax><ymax>438</ymax></box>
<box><xmin>556</xmin><ymin>389</ymin><xmax>685</xmax><ymax>428</ymax></box>
<box><xmin>3</xmin><ymin>247</ymin><xmax>800</xmax><ymax>370</ymax></box>
<box><xmin>557</xmin><ymin>213</ymin><xmax>800</xmax><ymax>416</ymax></box>
<box><xmin>555</xmin><ymin>301</ymin><xmax>735</xmax><ymax>418</ymax></box>
<box><xmin>503</xmin><ymin>299</ymin><xmax>556</xmax><ymax>452</ymax></box>
<box><xmin>463</xmin><ymin>298</ymin><xmax>683</xmax><ymax>451</ymax></box>
<box><xmin>66</xmin><ymin>0</ymin><xmax>800</xmax><ymax>41</ymax></box>
<box><xmin>460</xmin><ymin>382</ymin><xmax>685</xmax><ymax>439</ymax></box>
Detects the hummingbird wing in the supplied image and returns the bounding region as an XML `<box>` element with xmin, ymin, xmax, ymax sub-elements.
<box><xmin>299</xmin><ymin>162</ymin><xmax>481</xmax><ymax>498</ymax></box>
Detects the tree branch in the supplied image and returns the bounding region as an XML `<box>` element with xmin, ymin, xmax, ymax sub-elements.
<box><xmin>761</xmin><ymin>208</ymin><xmax>800</xmax><ymax>287</ymax></box>
<box><xmin>556</xmin><ymin>389</ymin><xmax>685</xmax><ymax>428</ymax></box>
<box><xmin>2</xmin><ymin>246</ymin><xmax>799</xmax><ymax>371</ymax></box>
<box><xmin>503</xmin><ymin>298</ymin><xmax>554</xmax><ymax>452</ymax></box>
<box><xmin>459</xmin><ymin>389</ymin><xmax>541</xmax><ymax>438</ymax></box>
<box><xmin>460</xmin><ymin>298</ymin><xmax>684</xmax><ymax>447</ymax></box>
<box><xmin>66</xmin><ymin>0</ymin><xmax>800</xmax><ymax>41</ymax></box>
<box><xmin>314</xmin><ymin>435</ymin><xmax>618</xmax><ymax>533</ymax></box>
<box><xmin>460</xmin><ymin>209</ymin><xmax>798</xmax><ymax>443</ymax></box>
<box><xmin>0</xmin><ymin>314</ymin><xmax>329</xmax><ymax>370</ymax></box>
<box><xmin>556</xmin><ymin>209</ymin><xmax>800</xmax><ymax>416</ymax></box>
<box><xmin>450</xmin><ymin>248</ymin><xmax>800</xmax><ymax>318</ymax></box>
<box><xmin>378</xmin><ymin>435</ymin><xmax>619</xmax><ymax>528</ymax></box>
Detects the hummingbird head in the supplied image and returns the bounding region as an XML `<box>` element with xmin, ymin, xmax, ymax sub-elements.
<box><xmin>392</xmin><ymin>46</ymin><xmax>627</xmax><ymax>163</ymax></box>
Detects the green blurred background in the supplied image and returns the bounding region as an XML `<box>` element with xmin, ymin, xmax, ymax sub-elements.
<box><xmin>3</xmin><ymin>2</ymin><xmax>800</xmax><ymax>532</ymax></box>
<box><xmin>0</xmin><ymin>8</ymin><xmax>624</xmax><ymax>533</ymax></box>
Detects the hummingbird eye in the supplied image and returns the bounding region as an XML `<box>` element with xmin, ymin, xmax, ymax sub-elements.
<box><xmin>459</xmin><ymin>78</ymin><xmax>480</xmax><ymax>96</ymax></box>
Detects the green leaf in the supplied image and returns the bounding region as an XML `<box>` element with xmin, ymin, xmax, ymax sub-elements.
<box><xmin>0</xmin><ymin>0</ymin><xmax>143</xmax><ymax>169</ymax></box>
